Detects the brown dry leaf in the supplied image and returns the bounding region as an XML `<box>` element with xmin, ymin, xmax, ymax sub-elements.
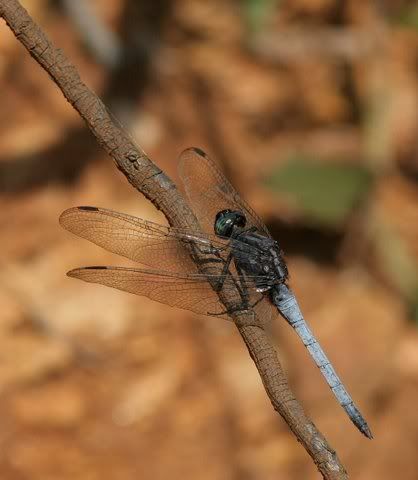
<box><xmin>11</xmin><ymin>383</ymin><xmax>86</xmax><ymax>428</ymax></box>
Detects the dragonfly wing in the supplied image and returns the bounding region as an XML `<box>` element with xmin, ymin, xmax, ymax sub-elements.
<box><xmin>60</xmin><ymin>206</ymin><xmax>231</xmax><ymax>273</ymax></box>
<box><xmin>68</xmin><ymin>266</ymin><xmax>269</xmax><ymax>322</ymax></box>
<box><xmin>178</xmin><ymin>148</ymin><xmax>271</xmax><ymax>237</ymax></box>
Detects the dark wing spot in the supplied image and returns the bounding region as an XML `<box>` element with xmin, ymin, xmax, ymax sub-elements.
<box><xmin>191</xmin><ymin>147</ymin><xmax>208</xmax><ymax>158</ymax></box>
<box><xmin>78</xmin><ymin>206</ymin><xmax>99</xmax><ymax>211</ymax></box>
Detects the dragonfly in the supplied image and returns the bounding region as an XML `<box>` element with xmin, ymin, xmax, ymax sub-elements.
<box><xmin>60</xmin><ymin>147</ymin><xmax>372</xmax><ymax>439</ymax></box>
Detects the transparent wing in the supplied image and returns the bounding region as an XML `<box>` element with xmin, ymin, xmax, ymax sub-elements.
<box><xmin>60</xmin><ymin>206</ymin><xmax>229</xmax><ymax>273</ymax></box>
<box><xmin>68</xmin><ymin>266</ymin><xmax>272</xmax><ymax>322</ymax></box>
<box><xmin>178</xmin><ymin>147</ymin><xmax>271</xmax><ymax>237</ymax></box>
<box><xmin>60</xmin><ymin>206</ymin><xmax>273</xmax><ymax>323</ymax></box>
<box><xmin>59</xmin><ymin>206</ymin><xmax>269</xmax><ymax>272</ymax></box>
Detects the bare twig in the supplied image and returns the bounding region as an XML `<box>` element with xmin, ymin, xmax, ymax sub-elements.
<box><xmin>0</xmin><ymin>1</ymin><xmax>348</xmax><ymax>478</ymax></box>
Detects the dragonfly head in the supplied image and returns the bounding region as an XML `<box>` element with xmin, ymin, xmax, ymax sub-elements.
<box><xmin>214</xmin><ymin>210</ymin><xmax>246</xmax><ymax>238</ymax></box>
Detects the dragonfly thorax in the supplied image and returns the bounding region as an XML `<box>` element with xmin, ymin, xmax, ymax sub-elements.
<box><xmin>232</xmin><ymin>230</ymin><xmax>288</xmax><ymax>292</ymax></box>
<box><xmin>214</xmin><ymin>209</ymin><xmax>246</xmax><ymax>238</ymax></box>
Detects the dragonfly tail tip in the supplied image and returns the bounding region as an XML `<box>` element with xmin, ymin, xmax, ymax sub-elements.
<box><xmin>360</xmin><ymin>423</ymin><xmax>373</xmax><ymax>440</ymax></box>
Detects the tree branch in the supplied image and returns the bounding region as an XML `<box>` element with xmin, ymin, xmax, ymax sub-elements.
<box><xmin>0</xmin><ymin>1</ymin><xmax>348</xmax><ymax>478</ymax></box>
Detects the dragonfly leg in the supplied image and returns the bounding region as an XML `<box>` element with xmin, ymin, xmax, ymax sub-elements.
<box><xmin>249</xmin><ymin>295</ymin><xmax>265</xmax><ymax>309</ymax></box>
<box><xmin>207</xmin><ymin>294</ymin><xmax>265</xmax><ymax>325</ymax></box>
<box><xmin>207</xmin><ymin>304</ymin><xmax>246</xmax><ymax>317</ymax></box>
<box><xmin>234</xmin><ymin>260</ymin><xmax>252</xmax><ymax>305</ymax></box>
<box><xmin>194</xmin><ymin>256</ymin><xmax>224</xmax><ymax>268</ymax></box>
<box><xmin>212</xmin><ymin>252</ymin><xmax>234</xmax><ymax>292</ymax></box>
<box><xmin>206</xmin><ymin>255</ymin><xmax>254</xmax><ymax>318</ymax></box>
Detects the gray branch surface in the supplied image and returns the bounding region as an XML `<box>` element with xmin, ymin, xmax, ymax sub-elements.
<box><xmin>0</xmin><ymin>1</ymin><xmax>349</xmax><ymax>478</ymax></box>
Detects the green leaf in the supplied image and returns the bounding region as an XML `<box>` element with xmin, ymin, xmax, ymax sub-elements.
<box><xmin>241</xmin><ymin>0</ymin><xmax>280</xmax><ymax>33</ymax></box>
<box><xmin>370</xmin><ymin>211</ymin><xmax>418</xmax><ymax>322</ymax></box>
<box><xmin>264</xmin><ymin>154</ymin><xmax>373</xmax><ymax>227</ymax></box>
<box><xmin>392</xmin><ymin>5</ymin><xmax>418</xmax><ymax>31</ymax></box>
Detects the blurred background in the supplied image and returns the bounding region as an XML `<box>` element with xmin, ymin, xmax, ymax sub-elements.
<box><xmin>1</xmin><ymin>0</ymin><xmax>418</xmax><ymax>478</ymax></box>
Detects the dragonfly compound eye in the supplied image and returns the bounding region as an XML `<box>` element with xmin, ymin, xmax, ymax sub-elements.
<box><xmin>214</xmin><ymin>210</ymin><xmax>246</xmax><ymax>237</ymax></box>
